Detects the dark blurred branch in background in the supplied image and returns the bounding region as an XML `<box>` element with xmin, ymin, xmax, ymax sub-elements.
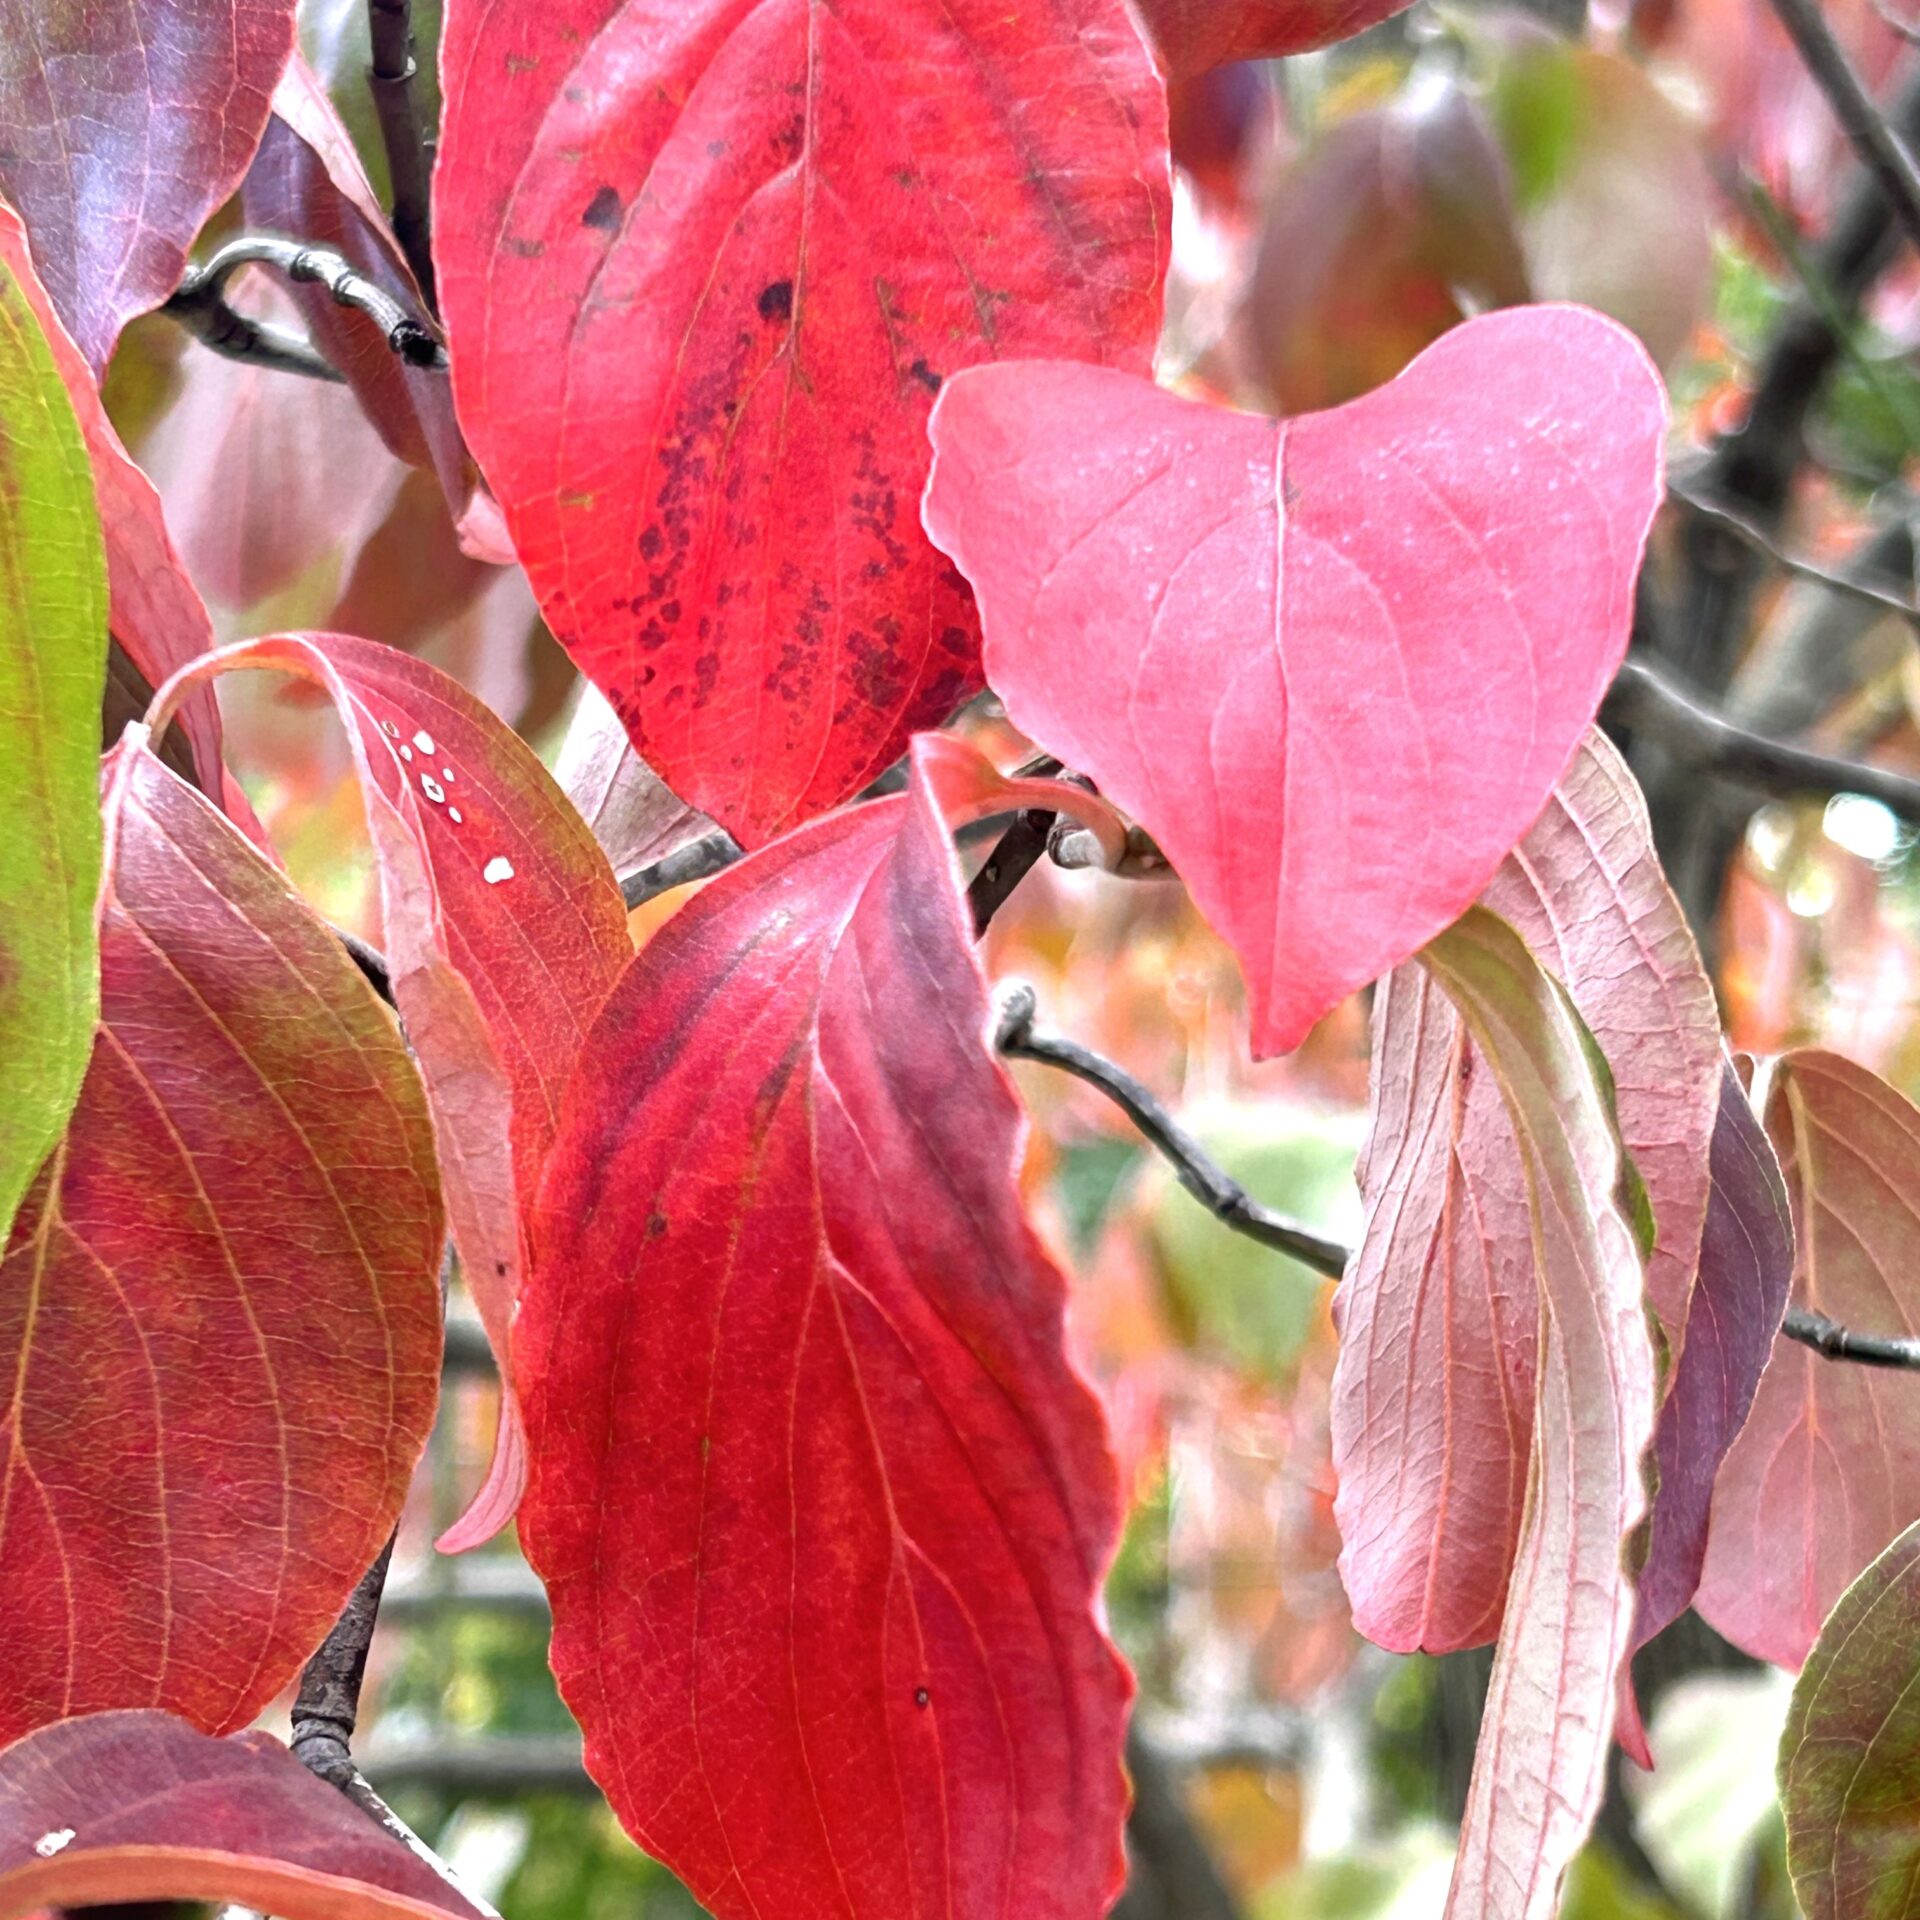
<box><xmin>368</xmin><ymin>0</ymin><xmax>438</xmax><ymax>309</ymax></box>
<box><xmin>1765</xmin><ymin>0</ymin><xmax>1920</xmax><ymax>258</ymax></box>
<box><xmin>1604</xmin><ymin>656</ymin><xmax>1920</xmax><ymax>821</ymax></box>
<box><xmin>1669</xmin><ymin>480</ymin><xmax>1920</xmax><ymax>632</ymax></box>
<box><xmin>1112</xmin><ymin>1726</ymin><xmax>1247</xmax><ymax>1920</ymax></box>
<box><xmin>1667</xmin><ymin>63</ymin><xmax>1920</xmax><ymax>692</ymax></box>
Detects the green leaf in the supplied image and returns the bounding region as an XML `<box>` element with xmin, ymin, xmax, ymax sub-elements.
<box><xmin>1780</xmin><ymin>1516</ymin><xmax>1920</xmax><ymax>1920</ymax></box>
<box><xmin>0</xmin><ymin>255</ymin><xmax>106</xmax><ymax>1247</ymax></box>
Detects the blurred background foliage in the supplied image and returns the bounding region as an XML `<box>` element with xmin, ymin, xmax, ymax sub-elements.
<box><xmin>110</xmin><ymin>0</ymin><xmax>1920</xmax><ymax>1910</ymax></box>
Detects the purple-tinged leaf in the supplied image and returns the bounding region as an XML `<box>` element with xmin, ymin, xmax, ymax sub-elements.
<box><xmin>0</xmin><ymin>0</ymin><xmax>297</xmax><ymax>369</ymax></box>
<box><xmin>1699</xmin><ymin>1051</ymin><xmax>1920</xmax><ymax>1668</ymax></box>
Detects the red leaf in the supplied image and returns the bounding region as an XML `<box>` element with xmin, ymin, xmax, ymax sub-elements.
<box><xmin>519</xmin><ymin>735</ymin><xmax>1130</xmax><ymax>1920</ymax></box>
<box><xmin>1331</xmin><ymin>730</ymin><xmax>1719</xmax><ymax>1652</ymax></box>
<box><xmin>1698</xmin><ymin>1051</ymin><xmax>1920</xmax><ymax>1669</ymax></box>
<box><xmin>1130</xmin><ymin>0</ymin><xmax>1415</xmax><ymax>78</ymax></box>
<box><xmin>0</xmin><ymin>200</ymin><xmax>227</xmax><ymax>807</ymax></box>
<box><xmin>0</xmin><ymin>1710</ymin><xmax>488</xmax><ymax>1918</ymax></box>
<box><xmin>433</xmin><ymin>0</ymin><xmax>1170</xmax><ymax>848</ymax></box>
<box><xmin>246</xmin><ymin>56</ymin><xmax>467</xmax><ymax>497</ymax></box>
<box><xmin>0</xmin><ymin>746</ymin><xmax>443</xmax><ymax>1743</ymax></box>
<box><xmin>149</xmin><ymin>634</ymin><xmax>632</xmax><ymax>1549</ymax></box>
<box><xmin>1418</xmin><ymin>908</ymin><xmax>1656</xmax><ymax>1920</ymax></box>
<box><xmin>922</xmin><ymin>306</ymin><xmax>1667</xmax><ymax>1057</ymax></box>
<box><xmin>0</xmin><ymin>0</ymin><xmax>296</xmax><ymax>369</ymax></box>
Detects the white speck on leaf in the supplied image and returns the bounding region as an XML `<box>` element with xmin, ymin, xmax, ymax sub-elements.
<box><xmin>379</xmin><ymin>720</ymin><xmax>400</xmax><ymax>738</ymax></box>
<box><xmin>413</xmin><ymin>729</ymin><xmax>436</xmax><ymax>753</ymax></box>
<box><xmin>400</xmin><ymin>745</ymin><xmax>414</xmax><ymax>762</ymax></box>
<box><xmin>442</xmin><ymin>766</ymin><xmax>456</xmax><ymax>783</ymax></box>
<box><xmin>484</xmin><ymin>856</ymin><xmax>515</xmax><ymax>884</ymax></box>
<box><xmin>421</xmin><ymin>775</ymin><xmax>446</xmax><ymax>804</ymax></box>
<box><xmin>34</xmin><ymin>1829</ymin><xmax>74</xmax><ymax>1858</ymax></box>
<box><xmin>449</xmin><ymin>807</ymin><xmax>464</xmax><ymax>824</ymax></box>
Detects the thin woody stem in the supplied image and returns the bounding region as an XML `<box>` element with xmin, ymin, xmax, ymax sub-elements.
<box><xmin>368</xmin><ymin>0</ymin><xmax>439</xmax><ymax>309</ymax></box>
<box><xmin>997</xmin><ymin>987</ymin><xmax>1920</xmax><ymax>1374</ymax></box>
<box><xmin>164</xmin><ymin>236</ymin><xmax>446</xmax><ymax>378</ymax></box>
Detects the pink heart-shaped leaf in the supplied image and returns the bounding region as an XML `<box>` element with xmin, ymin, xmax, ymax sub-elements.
<box><xmin>923</xmin><ymin>304</ymin><xmax>1667</xmax><ymax>1056</ymax></box>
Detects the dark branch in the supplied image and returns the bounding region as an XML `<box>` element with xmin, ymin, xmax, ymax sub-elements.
<box><xmin>994</xmin><ymin>988</ymin><xmax>1920</xmax><ymax>1381</ymax></box>
<box><xmin>1782</xmin><ymin>1305</ymin><xmax>1920</xmax><ymax>1368</ymax></box>
<box><xmin>164</xmin><ymin>236</ymin><xmax>447</xmax><ymax>379</ymax></box>
<box><xmin>159</xmin><ymin>284</ymin><xmax>343</xmax><ymax>383</ymax></box>
<box><xmin>1767</xmin><ymin>0</ymin><xmax>1920</xmax><ymax>258</ymax></box>
<box><xmin>970</xmin><ymin>810</ymin><xmax>1056</xmax><ymax>935</ymax></box>
<box><xmin>291</xmin><ymin>1533</ymin><xmax>395</xmax><ymax>1788</ymax></box>
<box><xmin>1668</xmin><ymin>480</ymin><xmax>1920</xmax><ymax>632</ymax></box>
<box><xmin>1603</xmin><ymin>656</ymin><xmax>1920</xmax><ymax>822</ymax></box>
<box><xmin>368</xmin><ymin>0</ymin><xmax>438</xmax><ymax>310</ymax></box>
<box><xmin>619</xmin><ymin>828</ymin><xmax>743</xmax><ymax>910</ymax></box>
<box><xmin>335</xmin><ymin>925</ymin><xmax>396</xmax><ymax>1006</ymax></box>
<box><xmin>994</xmin><ymin>984</ymin><xmax>1349</xmax><ymax>1278</ymax></box>
<box><xmin>290</xmin><ymin>1533</ymin><xmax>489</xmax><ymax>1909</ymax></box>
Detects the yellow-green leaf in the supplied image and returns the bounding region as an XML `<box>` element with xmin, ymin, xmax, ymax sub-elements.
<box><xmin>0</xmin><ymin>255</ymin><xmax>107</xmax><ymax>1246</ymax></box>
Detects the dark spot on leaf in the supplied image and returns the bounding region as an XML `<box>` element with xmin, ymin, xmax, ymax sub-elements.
<box><xmin>914</xmin><ymin>1687</ymin><xmax>930</xmax><ymax>1709</ymax></box>
<box><xmin>757</xmin><ymin>280</ymin><xmax>794</xmax><ymax>324</ymax></box>
<box><xmin>909</xmin><ymin>359</ymin><xmax>941</xmax><ymax>394</ymax></box>
<box><xmin>647</xmin><ymin>1212</ymin><xmax>668</xmax><ymax>1239</ymax></box>
<box><xmin>582</xmin><ymin>185</ymin><xmax>622</xmax><ymax>233</ymax></box>
<box><xmin>639</xmin><ymin>525</ymin><xmax>664</xmax><ymax>560</ymax></box>
<box><xmin>495</xmin><ymin>1261</ymin><xmax>508</xmax><ymax>1278</ymax></box>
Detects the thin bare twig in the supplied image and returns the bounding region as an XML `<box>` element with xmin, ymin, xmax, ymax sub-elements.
<box><xmin>1767</xmin><ymin>0</ymin><xmax>1920</xmax><ymax>257</ymax></box>
<box><xmin>619</xmin><ymin>828</ymin><xmax>743</xmax><ymax>909</ymax></box>
<box><xmin>291</xmin><ymin>1534</ymin><xmax>395</xmax><ymax>1787</ymax></box>
<box><xmin>164</xmin><ymin>235</ymin><xmax>446</xmax><ymax>379</ymax></box>
<box><xmin>1603</xmin><ymin>655</ymin><xmax>1920</xmax><ymax>822</ymax></box>
<box><xmin>994</xmin><ymin>986</ymin><xmax>1920</xmax><ymax>1382</ymax></box>
<box><xmin>368</xmin><ymin>0</ymin><xmax>438</xmax><ymax>310</ymax></box>
<box><xmin>970</xmin><ymin>810</ymin><xmax>1056</xmax><ymax>935</ymax></box>
<box><xmin>994</xmin><ymin>984</ymin><xmax>1350</xmax><ymax>1277</ymax></box>
<box><xmin>1782</xmin><ymin>1306</ymin><xmax>1920</xmax><ymax>1368</ymax></box>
